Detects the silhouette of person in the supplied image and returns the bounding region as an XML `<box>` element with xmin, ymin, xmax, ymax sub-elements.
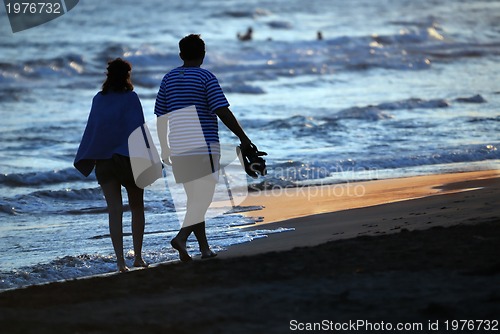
<box><xmin>74</xmin><ymin>58</ymin><xmax>148</xmax><ymax>272</ymax></box>
<box><xmin>237</xmin><ymin>27</ymin><xmax>253</xmax><ymax>41</ymax></box>
<box><xmin>317</xmin><ymin>31</ymin><xmax>323</xmax><ymax>40</ymax></box>
<box><xmin>155</xmin><ymin>34</ymin><xmax>254</xmax><ymax>262</ymax></box>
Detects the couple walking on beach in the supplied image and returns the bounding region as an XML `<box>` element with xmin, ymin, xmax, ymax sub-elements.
<box><xmin>74</xmin><ymin>34</ymin><xmax>263</xmax><ymax>272</ymax></box>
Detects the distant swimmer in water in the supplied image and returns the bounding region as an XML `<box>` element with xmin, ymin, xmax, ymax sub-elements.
<box><xmin>317</xmin><ymin>31</ymin><xmax>323</xmax><ymax>40</ymax></box>
<box><xmin>237</xmin><ymin>27</ymin><xmax>253</xmax><ymax>41</ymax></box>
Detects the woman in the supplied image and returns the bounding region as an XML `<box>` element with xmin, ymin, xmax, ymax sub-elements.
<box><xmin>74</xmin><ymin>58</ymin><xmax>148</xmax><ymax>272</ymax></box>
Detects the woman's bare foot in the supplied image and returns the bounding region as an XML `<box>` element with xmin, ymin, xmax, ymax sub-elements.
<box><xmin>171</xmin><ymin>237</ymin><xmax>192</xmax><ymax>263</ymax></box>
<box><xmin>117</xmin><ymin>264</ymin><xmax>130</xmax><ymax>273</ymax></box>
<box><xmin>133</xmin><ymin>258</ymin><xmax>149</xmax><ymax>268</ymax></box>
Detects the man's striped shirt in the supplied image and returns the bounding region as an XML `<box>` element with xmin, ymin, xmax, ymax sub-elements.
<box><xmin>154</xmin><ymin>67</ymin><xmax>229</xmax><ymax>156</ymax></box>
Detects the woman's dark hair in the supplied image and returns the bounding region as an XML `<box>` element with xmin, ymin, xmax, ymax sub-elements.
<box><xmin>101</xmin><ymin>58</ymin><xmax>134</xmax><ymax>94</ymax></box>
<box><xmin>179</xmin><ymin>34</ymin><xmax>205</xmax><ymax>61</ymax></box>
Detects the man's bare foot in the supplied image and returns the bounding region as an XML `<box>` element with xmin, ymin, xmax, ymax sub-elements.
<box><xmin>133</xmin><ymin>258</ymin><xmax>149</xmax><ymax>268</ymax></box>
<box><xmin>201</xmin><ymin>250</ymin><xmax>217</xmax><ymax>259</ymax></box>
<box><xmin>171</xmin><ymin>238</ymin><xmax>192</xmax><ymax>263</ymax></box>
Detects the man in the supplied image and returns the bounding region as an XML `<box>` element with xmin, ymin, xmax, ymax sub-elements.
<box><xmin>155</xmin><ymin>34</ymin><xmax>254</xmax><ymax>262</ymax></box>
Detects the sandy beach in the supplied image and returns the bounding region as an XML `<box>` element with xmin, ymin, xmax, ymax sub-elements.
<box><xmin>0</xmin><ymin>170</ymin><xmax>499</xmax><ymax>333</ymax></box>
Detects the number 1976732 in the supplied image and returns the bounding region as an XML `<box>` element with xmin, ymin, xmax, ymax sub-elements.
<box><xmin>6</xmin><ymin>2</ymin><xmax>61</xmax><ymax>14</ymax></box>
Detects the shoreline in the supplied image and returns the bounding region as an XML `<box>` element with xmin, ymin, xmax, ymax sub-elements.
<box><xmin>220</xmin><ymin>169</ymin><xmax>499</xmax><ymax>258</ymax></box>
<box><xmin>233</xmin><ymin>169</ymin><xmax>499</xmax><ymax>225</ymax></box>
<box><xmin>0</xmin><ymin>170</ymin><xmax>499</xmax><ymax>333</ymax></box>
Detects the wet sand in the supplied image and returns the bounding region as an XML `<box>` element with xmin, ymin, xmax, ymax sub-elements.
<box><xmin>0</xmin><ymin>170</ymin><xmax>499</xmax><ymax>334</ymax></box>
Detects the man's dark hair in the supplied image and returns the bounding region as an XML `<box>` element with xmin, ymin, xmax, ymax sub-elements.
<box><xmin>101</xmin><ymin>58</ymin><xmax>133</xmax><ymax>94</ymax></box>
<box><xmin>179</xmin><ymin>34</ymin><xmax>205</xmax><ymax>61</ymax></box>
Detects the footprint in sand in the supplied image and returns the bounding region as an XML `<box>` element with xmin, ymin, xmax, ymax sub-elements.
<box><xmin>409</xmin><ymin>212</ymin><xmax>426</xmax><ymax>216</ymax></box>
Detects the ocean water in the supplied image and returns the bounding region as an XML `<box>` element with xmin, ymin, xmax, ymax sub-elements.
<box><xmin>0</xmin><ymin>0</ymin><xmax>499</xmax><ymax>290</ymax></box>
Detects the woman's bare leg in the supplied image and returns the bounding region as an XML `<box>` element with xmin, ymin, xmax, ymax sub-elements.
<box><xmin>126</xmin><ymin>185</ymin><xmax>148</xmax><ymax>267</ymax></box>
<box><xmin>101</xmin><ymin>180</ymin><xmax>128</xmax><ymax>272</ymax></box>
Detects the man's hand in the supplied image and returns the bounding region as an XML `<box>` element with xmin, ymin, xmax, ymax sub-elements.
<box><xmin>161</xmin><ymin>150</ymin><xmax>172</xmax><ymax>166</ymax></box>
<box><xmin>237</xmin><ymin>143</ymin><xmax>267</xmax><ymax>178</ymax></box>
<box><xmin>157</xmin><ymin>114</ymin><xmax>171</xmax><ymax>165</ymax></box>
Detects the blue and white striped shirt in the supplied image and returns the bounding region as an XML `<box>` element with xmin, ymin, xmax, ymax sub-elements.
<box><xmin>154</xmin><ymin>67</ymin><xmax>229</xmax><ymax>156</ymax></box>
